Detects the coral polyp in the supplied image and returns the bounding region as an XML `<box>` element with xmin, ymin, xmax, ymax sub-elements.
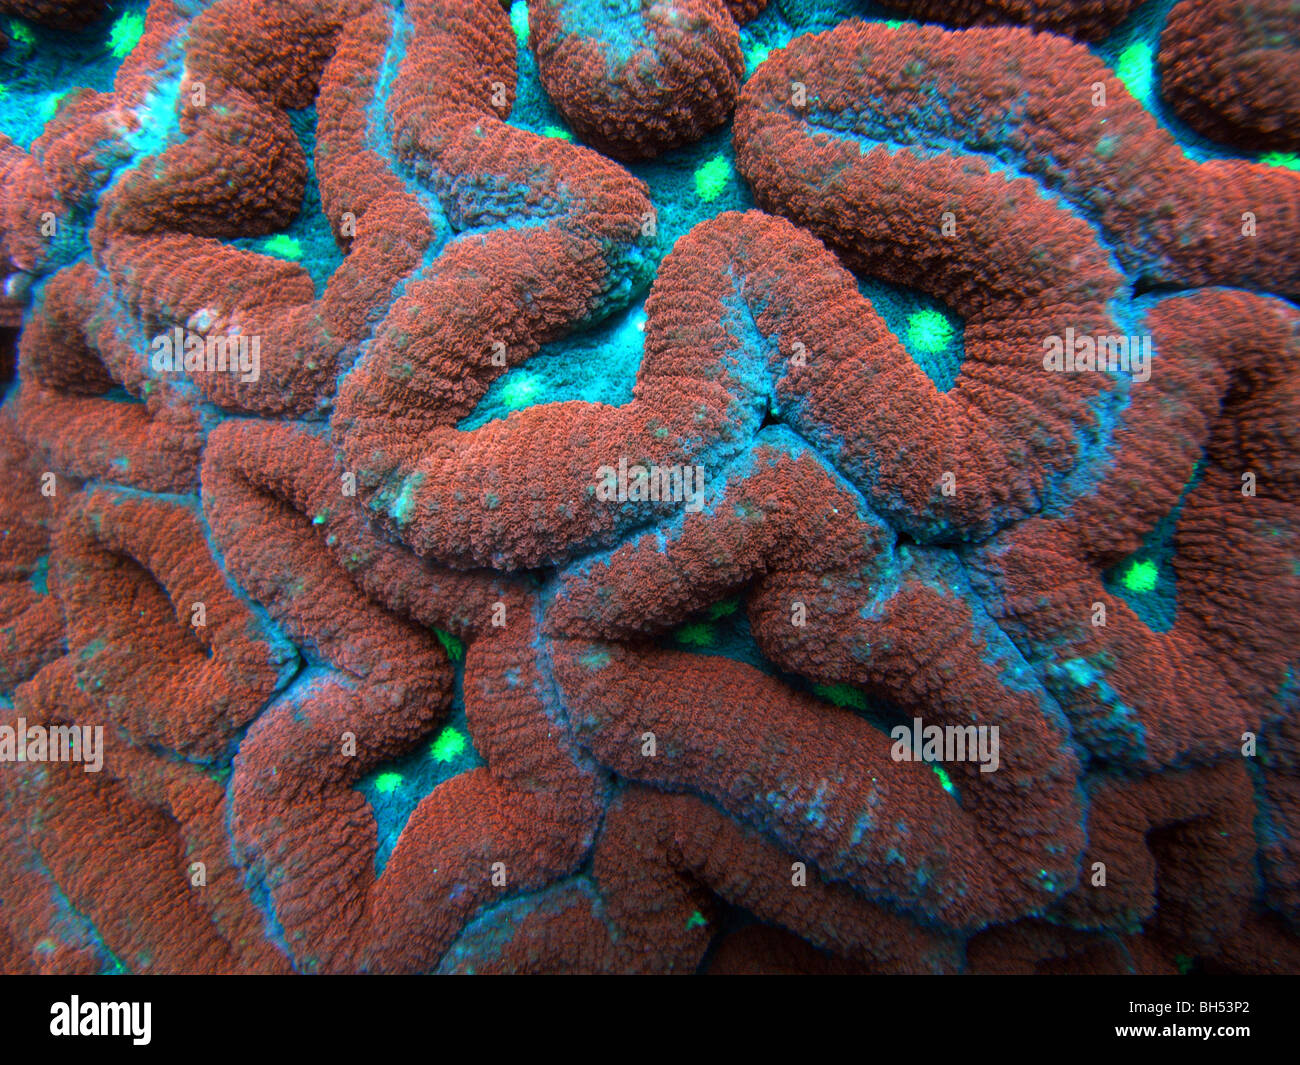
<box><xmin>0</xmin><ymin>0</ymin><xmax>1296</xmax><ymax>978</ymax></box>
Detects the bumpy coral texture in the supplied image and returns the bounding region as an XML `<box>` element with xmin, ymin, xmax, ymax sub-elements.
<box><xmin>0</xmin><ymin>0</ymin><xmax>105</xmax><ymax>28</ymax></box>
<box><xmin>880</xmin><ymin>0</ymin><xmax>1139</xmax><ymax>40</ymax></box>
<box><xmin>1159</xmin><ymin>0</ymin><xmax>1300</xmax><ymax>151</ymax></box>
<box><xmin>528</xmin><ymin>0</ymin><xmax>748</xmax><ymax>159</ymax></box>
<box><xmin>0</xmin><ymin>0</ymin><xmax>1297</xmax><ymax>974</ymax></box>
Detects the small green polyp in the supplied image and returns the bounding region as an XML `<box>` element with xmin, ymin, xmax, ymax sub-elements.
<box><xmin>500</xmin><ymin>374</ymin><xmax>539</xmax><ymax>409</ymax></box>
<box><xmin>694</xmin><ymin>155</ymin><xmax>732</xmax><ymax>203</ymax></box>
<box><xmin>1115</xmin><ymin>41</ymin><xmax>1153</xmax><ymax>105</ymax></box>
<box><xmin>430</xmin><ymin>727</ymin><xmax>467</xmax><ymax>763</ymax></box>
<box><xmin>1123</xmin><ymin>559</ymin><xmax>1159</xmax><ymax>594</ymax></box>
<box><xmin>8</xmin><ymin>19</ymin><xmax>35</xmax><ymax>46</ymax></box>
<box><xmin>434</xmin><ymin>629</ymin><xmax>465</xmax><ymax>662</ymax></box>
<box><xmin>109</xmin><ymin>11</ymin><xmax>146</xmax><ymax>60</ymax></box>
<box><xmin>907</xmin><ymin>309</ymin><xmax>954</xmax><ymax>354</ymax></box>
<box><xmin>1261</xmin><ymin>152</ymin><xmax>1300</xmax><ymax>171</ymax></box>
<box><xmin>374</xmin><ymin>772</ymin><xmax>403</xmax><ymax>795</ymax></box>
<box><xmin>261</xmin><ymin>234</ymin><xmax>302</xmax><ymax>260</ymax></box>
<box><xmin>510</xmin><ymin>1</ymin><xmax>528</xmax><ymax>47</ymax></box>
<box><xmin>812</xmin><ymin>682</ymin><xmax>867</xmax><ymax>711</ymax></box>
<box><xmin>674</xmin><ymin>621</ymin><xmax>715</xmax><ymax>647</ymax></box>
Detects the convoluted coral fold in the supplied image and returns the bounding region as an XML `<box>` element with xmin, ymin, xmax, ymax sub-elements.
<box><xmin>0</xmin><ymin>0</ymin><xmax>1296</xmax><ymax>975</ymax></box>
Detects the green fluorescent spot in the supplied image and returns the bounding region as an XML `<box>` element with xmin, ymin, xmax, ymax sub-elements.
<box><xmin>907</xmin><ymin>308</ymin><xmax>954</xmax><ymax>354</ymax></box>
<box><xmin>9</xmin><ymin>19</ymin><xmax>35</xmax><ymax>45</ymax></box>
<box><xmin>1115</xmin><ymin>41</ymin><xmax>1153</xmax><ymax>104</ymax></box>
<box><xmin>374</xmin><ymin>772</ymin><xmax>403</xmax><ymax>795</ymax></box>
<box><xmin>430</xmin><ymin>726</ymin><xmax>467</xmax><ymax>763</ymax></box>
<box><xmin>0</xmin><ymin>83</ymin><xmax>8</xmax><ymax>100</ymax></box>
<box><xmin>745</xmin><ymin>45</ymin><xmax>771</xmax><ymax>73</ymax></box>
<box><xmin>685</xmin><ymin>910</ymin><xmax>708</xmax><ymax>930</ymax></box>
<box><xmin>500</xmin><ymin>373</ymin><xmax>539</xmax><ymax>409</ymax></box>
<box><xmin>1123</xmin><ymin>559</ymin><xmax>1159</xmax><ymax>594</ymax></box>
<box><xmin>694</xmin><ymin>154</ymin><xmax>732</xmax><ymax>203</ymax></box>
<box><xmin>812</xmin><ymin>682</ymin><xmax>868</xmax><ymax>711</ymax></box>
<box><xmin>434</xmin><ymin>629</ymin><xmax>465</xmax><ymax>663</ymax></box>
<box><xmin>1262</xmin><ymin>152</ymin><xmax>1300</xmax><ymax>170</ymax></box>
<box><xmin>261</xmin><ymin>234</ymin><xmax>302</xmax><ymax>259</ymax></box>
<box><xmin>108</xmin><ymin>10</ymin><xmax>146</xmax><ymax>59</ymax></box>
<box><xmin>542</xmin><ymin>124</ymin><xmax>573</xmax><ymax>141</ymax></box>
<box><xmin>931</xmin><ymin>764</ymin><xmax>956</xmax><ymax>795</ymax></box>
<box><xmin>706</xmin><ymin>598</ymin><xmax>739</xmax><ymax>620</ymax></box>
<box><xmin>885</xmin><ymin>19</ymin><xmax>903</xmax><ymax>28</ymax></box>
<box><xmin>674</xmin><ymin>621</ymin><xmax>715</xmax><ymax>647</ymax></box>
<box><xmin>510</xmin><ymin>1</ymin><xmax>529</xmax><ymax>46</ymax></box>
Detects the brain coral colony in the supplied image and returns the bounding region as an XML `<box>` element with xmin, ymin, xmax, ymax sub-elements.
<box><xmin>0</xmin><ymin>0</ymin><xmax>1297</xmax><ymax>978</ymax></box>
